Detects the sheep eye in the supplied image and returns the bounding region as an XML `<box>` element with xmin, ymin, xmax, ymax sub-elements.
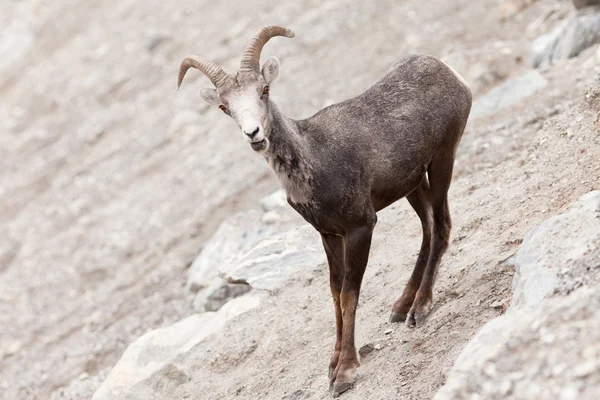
<box><xmin>262</xmin><ymin>86</ymin><xmax>269</xmax><ymax>95</ymax></box>
<box><xmin>219</xmin><ymin>105</ymin><xmax>228</xmax><ymax>113</ymax></box>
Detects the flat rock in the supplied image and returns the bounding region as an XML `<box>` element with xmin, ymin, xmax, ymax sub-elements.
<box><xmin>186</xmin><ymin>210</ymin><xmax>284</xmax><ymax>294</ymax></box>
<box><xmin>220</xmin><ymin>225</ymin><xmax>324</xmax><ymax>291</ymax></box>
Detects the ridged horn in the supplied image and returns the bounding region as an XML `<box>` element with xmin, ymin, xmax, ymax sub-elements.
<box><xmin>177</xmin><ymin>56</ymin><xmax>230</xmax><ymax>89</ymax></box>
<box><xmin>239</xmin><ymin>26</ymin><xmax>295</xmax><ymax>73</ymax></box>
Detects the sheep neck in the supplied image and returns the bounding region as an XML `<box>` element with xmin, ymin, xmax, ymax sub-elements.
<box><xmin>264</xmin><ymin>102</ymin><xmax>313</xmax><ymax>205</ymax></box>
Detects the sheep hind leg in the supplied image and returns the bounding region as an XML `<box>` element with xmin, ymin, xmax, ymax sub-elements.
<box><xmin>406</xmin><ymin>154</ymin><xmax>454</xmax><ymax>327</ymax></box>
<box><xmin>390</xmin><ymin>176</ymin><xmax>433</xmax><ymax>323</ymax></box>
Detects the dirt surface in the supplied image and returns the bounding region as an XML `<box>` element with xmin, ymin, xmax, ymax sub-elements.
<box><xmin>1</xmin><ymin>0</ymin><xmax>599</xmax><ymax>399</ymax></box>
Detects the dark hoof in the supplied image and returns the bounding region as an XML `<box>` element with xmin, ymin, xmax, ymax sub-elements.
<box><xmin>389</xmin><ymin>311</ymin><xmax>407</xmax><ymax>323</ymax></box>
<box><xmin>406</xmin><ymin>310</ymin><xmax>428</xmax><ymax>327</ymax></box>
<box><xmin>332</xmin><ymin>382</ymin><xmax>353</xmax><ymax>397</ymax></box>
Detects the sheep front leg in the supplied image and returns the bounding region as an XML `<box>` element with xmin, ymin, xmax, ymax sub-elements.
<box><xmin>330</xmin><ymin>224</ymin><xmax>374</xmax><ymax>396</ymax></box>
<box><xmin>321</xmin><ymin>233</ymin><xmax>345</xmax><ymax>378</ymax></box>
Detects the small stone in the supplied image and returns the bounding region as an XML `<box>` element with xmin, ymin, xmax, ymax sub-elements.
<box><xmin>507</xmin><ymin>371</ymin><xmax>525</xmax><ymax>381</ymax></box>
<box><xmin>552</xmin><ymin>363</ymin><xmax>567</xmax><ymax>377</ymax></box>
<box><xmin>374</xmin><ymin>343</ymin><xmax>383</xmax><ymax>350</ymax></box>
<box><xmin>499</xmin><ymin>380</ymin><xmax>513</xmax><ymax>395</ymax></box>
<box><xmin>483</xmin><ymin>362</ymin><xmax>497</xmax><ymax>378</ymax></box>
<box><xmin>490</xmin><ymin>299</ymin><xmax>504</xmax><ymax>309</ymax></box>
<box><xmin>282</xmin><ymin>389</ymin><xmax>312</xmax><ymax>400</ymax></box>
<box><xmin>384</xmin><ymin>329</ymin><xmax>393</xmax><ymax>335</ymax></box>
<box><xmin>259</xmin><ymin>189</ymin><xmax>287</xmax><ymax>212</ymax></box>
<box><xmin>4</xmin><ymin>340</ymin><xmax>22</xmax><ymax>357</ymax></box>
<box><xmin>559</xmin><ymin>386</ymin><xmax>579</xmax><ymax>400</ymax></box>
<box><xmin>262</xmin><ymin>211</ymin><xmax>281</xmax><ymax>225</ymax></box>
<box><xmin>359</xmin><ymin>344</ymin><xmax>374</xmax><ymax>357</ymax></box>
<box><xmin>571</xmin><ymin>360</ymin><xmax>597</xmax><ymax>378</ymax></box>
<box><xmin>79</xmin><ymin>372</ymin><xmax>89</xmax><ymax>381</ymax></box>
<box><xmin>541</xmin><ymin>332</ymin><xmax>556</xmax><ymax>344</ymax></box>
<box><xmin>145</xmin><ymin>32</ymin><xmax>171</xmax><ymax>52</ymax></box>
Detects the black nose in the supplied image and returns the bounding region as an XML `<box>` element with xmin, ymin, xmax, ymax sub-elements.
<box><xmin>245</xmin><ymin>127</ymin><xmax>260</xmax><ymax>139</ymax></box>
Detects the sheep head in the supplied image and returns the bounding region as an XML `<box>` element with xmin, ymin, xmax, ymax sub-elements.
<box><xmin>177</xmin><ymin>25</ymin><xmax>295</xmax><ymax>152</ymax></box>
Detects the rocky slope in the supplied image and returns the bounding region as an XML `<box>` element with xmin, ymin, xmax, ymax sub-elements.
<box><xmin>1</xmin><ymin>0</ymin><xmax>600</xmax><ymax>399</ymax></box>
<box><xmin>436</xmin><ymin>191</ymin><xmax>600</xmax><ymax>400</ymax></box>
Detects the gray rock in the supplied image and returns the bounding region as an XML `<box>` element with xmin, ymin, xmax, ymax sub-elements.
<box><xmin>192</xmin><ymin>277</ymin><xmax>251</xmax><ymax>312</ymax></box>
<box><xmin>186</xmin><ymin>210</ymin><xmax>283</xmax><ymax>294</ymax></box>
<box><xmin>533</xmin><ymin>9</ymin><xmax>600</xmax><ymax>68</ymax></box>
<box><xmin>470</xmin><ymin>70</ymin><xmax>548</xmax><ymax>118</ymax></box>
<box><xmin>262</xmin><ymin>210</ymin><xmax>282</xmax><ymax>225</ymax></box>
<box><xmin>436</xmin><ymin>286</ymin><xmax>600</xmax><ymax>399</ymax></box>
<box><xmin>145</xmin><ymin>31</ymin><xmax>171</xmax><ymax>52</ymax></box>
<box><xmin>435</xmin><ymin>191</ymin><xmax>600</xmax><ymax>400</ymax></box>
<box><xmin>282</xmin><ymin>389</ymin><xmax>313</xmax><ymax>400</ymax></box>
<box><xmin>259</xmin><ymin>189</ymin><xmax>288</xmax><ymax>212</ymax></box>
<box><xmin>0</xmin><ymin>23</ymin><xmax>34</xmax><ymax>72</ymax></box>
<box><xmin>220</xmin><ymin>225</ymin><xmax>325</xmax><ymax>291</ymax></box>
<box><xmin>512</xmin><ymin>190</ymin><xmax>600</xmax><ymax>308</ymax></box>
<box><xmin>359</xmin><ymin>343</ymin><xmax>375</xmax><ymax>358</ymax></box>
<box><xmin>92</xmin><ymin>292</ymin><xmax>265</xmax><ymax>400</ymax></box>
<box><xmin>573</xmin><ymin>0</ymin><xmax>600</xmax><ymax>9</ymax></box>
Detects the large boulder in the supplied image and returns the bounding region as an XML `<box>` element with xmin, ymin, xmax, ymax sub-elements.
<box><xmin>187</xmin><ymin>190</ymin><xmax>302</xmax><ymax>312</ymax></box>
<box><xmin>512</xmin><ymin>190</ymin><xmax>600</xmax><ymax>307</ymax></box>
<box><xmin>435</xmin><ymin>287</ymin><xmax>600</xmax><ymax>400</ymax></box>
<box><xmin>186</xmin><ymin>210</ymin><xmax>281</xmax><ymax>294</ymax></box>
<box><xmin>220</xmin><ymin>225</ymin><xmax>325</xmax><ymax>291</ymax></box>
<box><xmin>435</xmin><ymin>191</ymin><xmax>600</xmax><ymax>399</ymax></box>
<box><xmin>533</xmin><ymin>7</ymin><xmax>600</xmax><ymax>68</ymax></box>
<box><xmin>94</xmin><ymin>220</ymin><xmax>326</xmax><ymax>399</ymax></box>
<box><xmin>470</xmin><ymin>70</ymin><xmax>547</xmax><ymax>119</ymax></box>
<box><xmin>92</xmin><ymin>292</ymin><xmax>265</xmax><ymax>400</ymax></box>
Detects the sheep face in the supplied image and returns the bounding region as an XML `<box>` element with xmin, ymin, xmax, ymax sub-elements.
<box><xmin>199</xmin><ymin>57</ymin><xmax>281</xmax><ymax>152</ymax></box>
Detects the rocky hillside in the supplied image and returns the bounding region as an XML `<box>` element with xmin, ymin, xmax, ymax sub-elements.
<box><xmin>1</xmin><ymin>0</ymin><xmax>599</xmax><ymax>399</ymax></box>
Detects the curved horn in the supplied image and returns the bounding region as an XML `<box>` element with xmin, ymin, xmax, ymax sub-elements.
<box><xmin>177</xmin><ymin>56</ymin><xmax>230</xmax><ymax>89</ymax></box>
<box><xmin>239</xmin><ymin>26</ymin><xmax>295</xmax><ymax>73</ymax></box>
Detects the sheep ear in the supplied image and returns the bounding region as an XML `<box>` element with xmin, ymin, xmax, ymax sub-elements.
<box><xmin>199</xmin><ymin>88</ymin><xmax>220</xmax><ymax>106</ymax></box>
<box><xmin>261</xmin><ymin>57</ymin><xmax>280</xmax><ymax>84</ymax></box>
